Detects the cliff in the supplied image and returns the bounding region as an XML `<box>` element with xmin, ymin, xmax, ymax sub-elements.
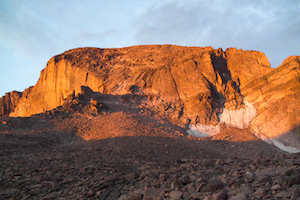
<box><xmin>0</xmin><ymin>91</ymin><xmax>22</xmax><ymax>116</ymax></box>
<box><xmin>2</xmin><ymin>45</ymin><xmax>300</xmax><ymax>150</ymax></box>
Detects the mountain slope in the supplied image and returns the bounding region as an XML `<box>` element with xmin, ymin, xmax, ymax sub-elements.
<box><xmin>1</xmin><ymin>45</ymin><xmax>299</xmax><ymax>150</ymax></box>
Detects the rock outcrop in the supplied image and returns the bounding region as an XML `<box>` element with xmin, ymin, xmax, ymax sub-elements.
<box><xmin>242</xmin><ymin>56</ymin><xmax>300</xmax><ymax>149</ymax></box>
<box><xmin>1</xmin><ymin>45</ymin><xmax>300</xmax><ymax>150</ymax></box>
<box><xmin>0</xmin><ymin>91</ymin><xmax>22</xmax><ymax>116</ymax></box>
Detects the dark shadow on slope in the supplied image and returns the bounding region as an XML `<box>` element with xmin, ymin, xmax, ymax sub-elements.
<box><xmin>0</xmin><ymin>116</ymin><xmax>85</xmax><ymax>157</ymax></box>
<box><xmin>266</xmin><ymin>125</ymin><xmax>300</xmax><ymax>151</ymax></box>
<box><xmin>69</xmin><ymin>135</ymin><xmax>284</xmax><ymax>162</ymax></box>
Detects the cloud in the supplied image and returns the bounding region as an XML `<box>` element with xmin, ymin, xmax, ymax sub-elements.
<box><xmin>0</xmin><ymin>0</ymin><xmax>150</xmax><ymax>96</ymax></box>
<box><xmin>134</xmin><ymin>0</ymin><xmax>300</xmax><ymax>67</ymax></box>
<box><xmin>0</xmin><ymin>0</ymin><xmax>299</xmax><ymax>97</ymax></box>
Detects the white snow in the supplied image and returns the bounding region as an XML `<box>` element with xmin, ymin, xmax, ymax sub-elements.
<box><xmin>187</xmin><ymin>128</ymin><xmax>208</xmax><ymax>137</ymax></box>
<box><xmin>220</xmin><ymin>101</ymin><xmax>257</xmax><ymax>129</ymax></box>
<box><xmin>187</xmin><ymin>101</ymin><xmax>256</xmax><ymax>137</ymax></box>
<box><xmin>186</xmin><ymin>100</ymin><xmax>300</xmax><ymax>153</ymax></box>
<box><xmin>218</xmin><ymin>113</ymin><xmax>222</xmax><ymax>122</ymax></box>
<box><xmin>188</xmin><ymin>124</ymin><xmax>221</xmax><ymax>137</ymax></box>
<box><xmin>268</xmin><ymin>139</ymin><xmax>300</xmax><ymax>153</ymax></box>
<box><xmin>252</xmin><ymin>131</ymin><xmax>300</xmax><ymax>153</ymax></box>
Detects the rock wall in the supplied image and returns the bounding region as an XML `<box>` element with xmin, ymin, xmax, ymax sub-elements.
<box><xmin>242</xmin><ymin>56</ymin><xmax>300</xmax><ymax>148</ymax></box>
<box><xmin>8</xmin><ymin>45</ymin><xmax>234</xmax><ymax>124</ymax></box>
<box><xmin>10</xmin><ymin>58</ymin><xmax>104</xmax><ymax>117</ymax></box>
<box><xmin>1</xmin><ymin>45</ymin><xmax>300</xmax><ymax>151</ymax></box>
<box><xmin>0</xmin><ymin>91</ymin><xmax>22</xmax><ymax>116</ymax></box>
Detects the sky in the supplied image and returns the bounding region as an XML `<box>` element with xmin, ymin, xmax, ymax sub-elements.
<box><xmin>0</xmin><ymin>0</ymin><xmax>299</xmax><ymax>97</ymax></box>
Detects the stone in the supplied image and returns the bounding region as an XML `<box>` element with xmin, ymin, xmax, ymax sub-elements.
<box><xmin>169</xmin><ymin>191</ymin><xmax>183</xmax><ymax>200</ymax></box>
<box><xmin>291</xmin><ymin>187</ymin><xmax>300</xmax><ymax>200</ymax></box>
<box><xmin>274</xmin><ymin>191</ymin><xmax>291</xmax><ymax>198</ymax></box>
<box><xmin>118</xmin><ymin>194</ymin><xmax>128</xmax><ymax>200</ymax></box>
<box><xmin>252</xmin><ymin>188</ymin><xmax>266</xmax><ymax>198</ymax></box>
<box><xmin>234</xmin><ymin>185</ymin><xmax>252</xmax><ymax>195</ymax></box>
<box><xmin>284</xmin><ymin>175</ymin><xmax>300</xmax><ymax>187</ymax></box>
<box><xmin>2</xmin><ymin>188</ymin><xmax>18</xmax><ymax>196</ymax></box>
<box><xmin>229</xmin><ymin>193</ymin><xmax>246</xmax><ymax>200</ymax></box>
<box><xmin>87</xmin><ymin>188</ymin><xmax>95</xmax><ymax>197</ymax></box>
<box><xmin>245</xmin><ymin>171</ymin><xmax>254</xmax><ymax>181</ymax></box>
<box><xmin>270</xmin><ymin>184</ymin><xmax>281</xmax><ymax>190</ymax></box>
<box><xmin>211</xmin><ymin>190</ymin><xmax>227</xmax><ymax>200</ymax></box>
<box><xmin>44</xmin><ymin>192</ymin><xmax>60</xmax><ymax>199</ymax></box>
<box><xmin>128</xmin><ymin>193</ymin><xmax>143</xmax><ymax>200</ymax></box>
<box><xmin>201</xmin><ymin>180</ymin><xmax>224</xmax><ymax>192</ymax></box>
<box><xmin>144</xmin><ymin>188</ymin><xmax>162</xmax><ymax>200</ymax></box>
<box><xmin>203</xmin><ymin>195</ymin><xmax>213</xmax><ymax>200</ymax></box>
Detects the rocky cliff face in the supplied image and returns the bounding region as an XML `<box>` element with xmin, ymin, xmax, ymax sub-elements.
<box><xmin>2</xmin><ymin>45</ymin><xmax>300</xmax><ymax>150</ymax></box>
<box><xmin>0</xmin><ymin>91</ymin><xmax>22</xmax><ymax>117</ymax></box>
<box><xmin>242</xmin><ymin>56</ymin><xmax>300</xmax><ymax>149</ymax></box>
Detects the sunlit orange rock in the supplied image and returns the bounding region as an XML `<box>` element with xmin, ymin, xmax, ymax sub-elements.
<box><xmin>0</xmin><ymin>91</ymin><xmax>22</xmax><ymax>116</ymax></box>
<box><xmin>242</xmin><ymin>56</ymin><xmax>300</xmax><ymax>148</ymax></box>
<box><xmin>1</xmin><ymin>45</ymin><xmax>299</xmax><ymax>149</ymax></box>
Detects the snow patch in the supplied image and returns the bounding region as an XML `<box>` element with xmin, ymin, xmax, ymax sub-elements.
<box><xmin>268</xmin><ymin>139</ymin><xmax>300</xmax><ymax>154</ymax></box>
<box><xmin>187</xmin><ymin>124</ymin><xmax>221</xmax><ymax>137</ymax></box>
<box><xmin>187</xmin><ymin>101</ymin><xmax>256</xmax><ymax>137</ymax></box>
<box><xmin>252</xmin><ymin>131</ymin><xmax>300</xmax><ymax>153</ymax></box>
<box><xmin>186</xmin><ymin>100</ymin><xmax>300</xmax><ymax>153</ymax></box>
<box><xmin>220</xmin><ymin>101</ymin><xmax>257</xmax><ymax>129</ymax></box>
<box><xmin>187</xmin><ymin>128</ymin><xmax>208</xmax><ymax>137</ymax></box>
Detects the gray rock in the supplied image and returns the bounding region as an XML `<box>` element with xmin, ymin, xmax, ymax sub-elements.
<box><xmin>229</xmin><ymin>193</ymin><xmax>246</xmax><ymax>200</ymax></box>
<box><xmin>291</xmin><ymin>187</ymin><xmax>300</xmax><ymax>200</ymax></box>
<box><xmin>201</xmin><ymin>180</ymin><xmax>224</xmax><ymax>192</ymax></box>
<box><xmin>144</xmin><ymin>188</ymin><xmax>162</xmax><ymax>200</ymax></box>
<box><xmin>274</xmin><ymin>191</ymin><xmax>291</xmax><ymax>198</ymax></box>
<box><xmin>252</xmin><ymin>188</ymin><xmax>266</xmax><ymax>198</ymax></box>
<box><xmin>212</xmin><ymin>190</ymin><xmax>227</xmax><ymax>200</ymax></box>
<box><xmin>2</xmin><ymin>188</ymin><xmax>18</xmax><ymax>196</ymax></box>
<box><xmin>169</xmin><ymin>191</ymin><xmax>183</xmax><ymax>200</ymax></box>
<box><xmin>270</xmin><ymin>184</ymin><xmax>281</xmax><ymax>190</ymax></box>
<box><xmin>44</xmin><ymin>192</ymin><xmax>60</xmax><ymax>199</ymax></box>
<box><xmin>284</xmin><ymin>175</ymin><xmax>300</xmax><ymax>187</ymax></box>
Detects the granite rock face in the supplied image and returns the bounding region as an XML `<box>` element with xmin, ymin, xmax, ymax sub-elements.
<box><xmin>1</xmin><ymin>45</ymin><xmax>300</xmax><ymax>149</ymax></box>
<box><xmin>242</xmin><ymin>56</ymin><xmax>300</xmax><ymax>149</ymax></box>
<box><xmin>0</xmin><ymin>91</ymin><xmax>22</xmax><ymax>117</ymax></box>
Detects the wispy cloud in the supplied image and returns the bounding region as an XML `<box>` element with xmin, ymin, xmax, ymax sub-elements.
<box><xmin>134</xmin><ymin>0</ymin><xmax>300</xmax><ymax>67</ymax></box>
<box><xmin>0</xmin><ymin>0</ymin><xmax>299</xmax><ymax>96</ymax></box>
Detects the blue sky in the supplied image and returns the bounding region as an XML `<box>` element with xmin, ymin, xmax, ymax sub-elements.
<box><xmin>1</xmin><ymin>0</ymin><xmax>299</xmax><ymax>97</ymax></box>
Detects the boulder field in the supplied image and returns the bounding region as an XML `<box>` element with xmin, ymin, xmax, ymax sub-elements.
<box><xmin>0</xmin><ymin>45</ymin><xmax>299</xmax><ymax>151</ymax></box>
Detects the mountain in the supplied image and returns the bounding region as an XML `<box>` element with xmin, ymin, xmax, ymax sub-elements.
<box><xmin>1</xmin><ymin>45</ymin><xmax>299</xmax><ymax>151</ymax></box>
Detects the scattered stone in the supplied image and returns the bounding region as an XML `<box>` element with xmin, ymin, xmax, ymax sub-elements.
<box><xmin>1</xmin><ymin>105</ymin><xmax>300</xmax><ymax>200</ymax></box>
<box><xmin>270</xmin><ymin>183</ymin><xmax>281</xmax><ymax>190</ymax></box>
<box><xmin>44</xmin><ymin>192</ymin><xmax>60</xmax><ymax>199</ymax></box>
<box><xmin>229</xmin><ymin>193</ymin><xmax>246</xmax><ymax>200</ymax></box>
<box><xmin>201</xmin><ymin>180</ymin><xmax>224</xmax><ymax>192</ymax></box>
<box><xmin>252</xmin><ymin>187</ymin><xmax>266</xmax><ymax>198</ymax></box>
<box><xmin>211</xmin><ymin>190</ymin><xmax>227</xmax><ymax>200</ymax></box>
<box><xmin>128</xmin><ymin>193</ymin><xmax>143</xmax><ymax>200</ymax></box>
<box><xmin>284</xmin><ymin>175</ymin><xmax>300</xmax><ymax>187</ymax></box>
<box><xmin>144</xmin><ymin>188</ymin><xmax>162</xmax><ymax>200</ymax></box>
<box><xmin>274</xmin><ymin>191</ymin><xmax>291</xmax><ymax>198</ymax></box>
<box><xmin>291</xmin><ymin>187</ymin><xmax>300</xmax><ymax>200</ymax></box>
<box><xmin>169</xmin><ymin>191</ymin><xmax>183</xmax><ymax>199</ymax></box>
<box><xmin>245</xmin><ymin>171</ymin><xmax>254</xmax><ymax>181</ymax></box>
<box><xmin>2</xmin><ymin>188</ymin><xmax>18</xmax><ymax>196</ymax></box>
